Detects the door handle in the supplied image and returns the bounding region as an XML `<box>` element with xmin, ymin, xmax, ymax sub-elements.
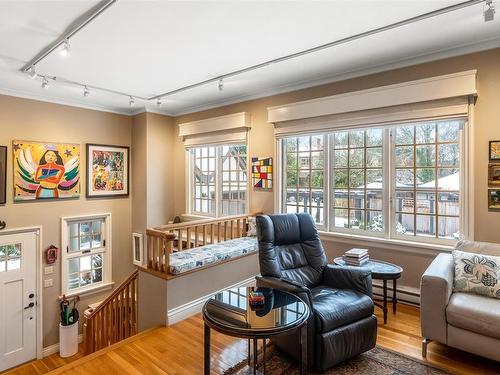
<box><xmin>24</xmin><ymin>302</ymin><xmax>35</xmax><ymax>310</ymax></box>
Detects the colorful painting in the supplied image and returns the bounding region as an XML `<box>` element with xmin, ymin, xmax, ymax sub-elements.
<box><xmin>490</xmin><ymin>140</ymin><xmax>500</xmax><ymax>161</ymax></box>
<box><xmin>489</xmin><ymin>189</ymin><xmax>500</xmax><ymax>209</ymax></box>
<box><xmin>0</xmin><ymin>146</ymin><xmax>6</xmax><ymax>205</ymax></box>
<box><xmin>86</xmin><ymin>144</ymin><xmax>129</xmax><ymax>198</ymax></box>
<box><xmin>252</xmin><ymin>157</ymin><xmax>273</xmax><ymax>189</ymax></box>
<box><xmin>13</xmin><ymin>141</ymin><xmax>80</xmax><ymax>201</ymax></box>
<box><xmin>488</xmin><ymin>163</ymin><xmax>500</xmax><ymax>187</ymax></box>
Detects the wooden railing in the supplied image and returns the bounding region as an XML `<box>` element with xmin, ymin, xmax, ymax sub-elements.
<box><xmin>145</xmin><ymin>214</ymin><xmax>254</xmax><ymax>275</ymax></box>
<box><xmin>83</xmin><ymin>270</ymin><xmax>139</xmax><ymax>354</ymax></box>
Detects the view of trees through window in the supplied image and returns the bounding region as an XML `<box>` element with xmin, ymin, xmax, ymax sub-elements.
<box><xmin>281</xmin><ymin>119</ymin><xmax>464</xmax><ymax>241</ymax></box>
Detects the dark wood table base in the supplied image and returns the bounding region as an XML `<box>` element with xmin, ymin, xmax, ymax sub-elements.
<box><xmin>373</xmin><ymin>279</ymin><xmax>398</xmax><ymax>324</ymax></box>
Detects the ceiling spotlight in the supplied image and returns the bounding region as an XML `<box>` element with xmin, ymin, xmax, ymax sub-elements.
<box><xmin>218</xmin><ymin>79</ymin><xmax>224</xmax><ymax>92</ymax></box>
<box><xmin>60</xmin><ymin>39</ymin><xmax>71</xmax><ymax>57</ymax></box>
<box><xmin>27</xmin><ymin>66</ymin><xmax>37</xmax><ymax>79</ymax></box>
<box><xmin>156</xmin><ymin>97</ymin><xmax>162</xmax><ymax>106</ymax></box>
<box><xmin>41</xmin><ymin>77</ymin><xmax>49</xmax><ymax>89</ymax></box>
<box><xmin>129</xmin><ymin>96</ymin><xmax>135</xmax><ymax>107</ymax></box>
<box><xmin>484</xmin><ymin>0</ymin><xmax>496</xmax><ymax>21</ymax></box>
<box><xmin>83</xmin><ymin>85</ymin><xmax>90</xmax><ymax>97</ymax></box>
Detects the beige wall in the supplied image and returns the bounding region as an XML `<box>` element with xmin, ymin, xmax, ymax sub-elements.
<box><xmin>0</xmin><ymin>94</ymin><xmax>134</xmax><ymax>347</ymax></box>
<box><xmin>174</xmin><ymin>47</ymin><xmax>500</xmax><ymax>289</ymax></box>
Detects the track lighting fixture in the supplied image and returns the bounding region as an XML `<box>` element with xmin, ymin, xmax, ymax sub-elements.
<box><xmin>484</xmin><ymin>0</ymin><xmax>495</xmax><ymax>22</ymax></box>
<box><xmin>129</xmin><ymin>96</ymin><xmax>135</xmax><ymax>107</ymax></box>
<box><xmin>41</xmin><ymin>77</ymin><xmax>49</xmax><ymax>89</ymax></box>
<box><xmin>218</xmin><ymin>79</ymin><xmax>224</xmax><ymax>92</ymax></box>
<box><xmin>83</xmin><ymin>85</ymin><xmax>90</xmax><ymax>97</ymax></box>
<box><xmin>27</xmin><ymin>66</ymin><xmax>37</xmax><ymax>79</ymax></box>
<box><xmin>60</xmin><ymin>39</ymin><xmax>71</xmax><ymax>57</ymax></box>
<box><xmin>157</xmin><ymin>97</ymin><xmax>162</xmax><ymax>106</ymax></box>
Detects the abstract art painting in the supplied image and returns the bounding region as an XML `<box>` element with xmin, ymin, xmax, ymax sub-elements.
<box><xmin>13</xmin><ymin>141</ymin><xmax>80</xmax><ymax>201</ymax></box>
<box><xmin>252</xmin><ymin>157</ymin><xmax>272</xmax><ymax>189</ymax></box>
<box><xmin>0</xmin><ymin>146</ymin><xmax>6</xmax><ymax>205</ymax></box>
<box><xmin>86</xmin><ymin>144</ymin><xmax>129</xmax><ymax>198</ymax></box>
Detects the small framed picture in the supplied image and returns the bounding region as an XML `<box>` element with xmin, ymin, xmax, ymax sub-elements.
<box><xmin>488</xmin><ymin>189</ymin><xmax>500</xmax><ymax>209</ymax></box>
<box><xmin>132</xmin><ymin>233</ymin><xmax>143</xmax><ymax>266</ymax></box>
<box><xmin>0</xmin><ymin>146</ymin><xmax>7</xmax><ymax>205</ymax></box>
<box><xmin>489</xmin><ymin>140</ymin><xmax>500</xmax><ymax>161</ymax></box>
<box><xmin>86</xmin><ymin>144</ymin><xmax>129</xmax><ymax>198</ymax></box>
<box><xmin>488</xmin><ymin>163</ymin><xmax>500</xmax><ymax>186</ymax></box>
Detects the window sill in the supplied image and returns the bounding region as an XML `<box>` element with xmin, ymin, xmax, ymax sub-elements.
<box><xmin>318</xmin><ymin>230</ymin><xmax>454</xmax><ymax>256</ymax></box>
<box><xmin>63</xmin><ymin>281</ymin><xmax>115</xmax><ymax>299</ymax></box>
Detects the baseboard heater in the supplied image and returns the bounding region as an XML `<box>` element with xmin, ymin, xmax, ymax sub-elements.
<box><xmin>372</xmin><ymin>281</ymin><xmax>420</xmax><ymax>307</ymax></box>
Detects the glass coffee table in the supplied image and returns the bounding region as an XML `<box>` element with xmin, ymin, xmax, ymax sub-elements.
<box><xmin>333</xmin><ymin>257</ymin><xmax>403</xmax><ymax>324</ymax></box>
<box><xmin>202</xmin><ymin>286</ymin><xmax>309</xmax><ymax>375</ymax></box>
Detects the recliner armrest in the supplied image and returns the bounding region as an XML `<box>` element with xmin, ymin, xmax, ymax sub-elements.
<box><xmin>255</xmin><ymin>275</ymin><xmax>313</xmax><ymax>307</ymax></box>
<box><xmin>420</xmin><ymin>253</ymin><xmax>454</xmax><ymax>344</ymax></box>
<box><xmin>322</xmin><ymin>265</ymin><xmax>373</xmax><ymax>298</ymax></box>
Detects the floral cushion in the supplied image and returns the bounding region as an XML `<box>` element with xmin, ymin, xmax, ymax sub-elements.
<box><xmin>453</xmin><ymin>249</ymin><xmax>500</xmax><ymax>299</ymax></box>
<box><xmin>169</xmin><ymin>236</ymin><xmax>258</xmax><ymax>275</ymax></box>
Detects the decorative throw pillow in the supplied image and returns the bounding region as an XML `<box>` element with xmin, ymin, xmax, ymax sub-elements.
<box><xmin>247</xmin><ymin>216</ymin><xmax>257</xmax><ymax>237</ymax></box>
<box><xmin>452</xmin><ymin>249</ymin><xmax>500</xmax><ymax>299</ymax></box>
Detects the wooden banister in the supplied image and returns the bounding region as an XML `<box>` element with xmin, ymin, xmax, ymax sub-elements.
<box><xmin>83</xmin><ymin>270</ymin><xmax>139</xmax><ymax>354</ymax></box>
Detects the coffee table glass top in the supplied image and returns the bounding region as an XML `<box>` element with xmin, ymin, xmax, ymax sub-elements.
<box><xmin>203</xmin><ymin>287</ymin><xmax>308</xmax><ymax>335</ymax></box>
<box><xmin>333</xmin><ymin>258</ymin><xmax>403</xmax><ymax>278</ymax></box>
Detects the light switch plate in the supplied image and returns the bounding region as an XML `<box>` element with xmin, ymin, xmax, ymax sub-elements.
<box><xmin>44</xmin><ymin>266</ymin><xmax>54</xmax><ymax>275</ymax></box>
<box><xmin>44</xmin><ymin>279</ymin><xmax>53</xmax><ymax>288</ymax></box>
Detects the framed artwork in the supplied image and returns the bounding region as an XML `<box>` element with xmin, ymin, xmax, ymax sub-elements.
<box><xmin>86</xmin><ymin>144</ymin><xmax>129</xmax><ymax>198</ymax></box>
<box><xmin>488</xmin><ymin>163</ymin><xmax>500</xmax><ymax>186</ymax></box>
<box><xmin>489</xmin><ymin>140</ymin><xmax>500</xmax><ymax>161</ymax></box>
<box><xmin>488</xmin><ymin>189</ymin><xmax>500</xmax><ymax>209</ymax></box>
<box><xmin>13</xmin><ymin>141</ymin><xmax>80</xmax><ymax>201</ymax></box>
<box><xmin>0</xmin><ymin>146</ymin><xmax>6</xmax><ymax>205</ymax></box>
<box><xmin>252</xmin><ymin>157</ymin><xmax>273</xmax><ymax>189</ymax></box>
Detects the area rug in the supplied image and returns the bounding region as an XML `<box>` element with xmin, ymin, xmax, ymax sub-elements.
<box><xmin>224</xmin><ymin>346</ymin><xmax>451</xmax><ymax>375</ymax></box>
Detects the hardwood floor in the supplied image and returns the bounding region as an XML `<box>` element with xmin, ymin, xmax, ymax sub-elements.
<box><xmin>3</xmin><ymin>303</ymin><xmax>500</xmax><ymax>375</ymax></box>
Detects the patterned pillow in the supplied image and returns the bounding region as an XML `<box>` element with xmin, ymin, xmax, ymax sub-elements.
<box><xmin>247</xmin><ymin>216</ymin><xmax>257</xmax><ymax>237</ymax></box>
<box><xmin>453</xmin><ymin>250</ymin><xmax>500</xmax><ymax>299</ymax></box>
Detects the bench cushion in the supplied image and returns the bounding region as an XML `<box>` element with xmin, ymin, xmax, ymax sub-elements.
<box><xmin>169</xmin><ymin>236</ymin><xmax>258</xmax><ymax>274</ymax></box>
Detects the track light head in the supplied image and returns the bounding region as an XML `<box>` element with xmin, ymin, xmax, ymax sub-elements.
<box><xmin>129</xmin><ymin>96</ymin><xmax>135</xmax><ymax>107</ymax></box>
<box><xmin>60</xmin><ymin>39</ymin><xmax>71</xmax><ymax>57</ymax></box>
<box><xmin>156</xmin><ymin>97</ymin><xmax>162</xmax><ymax>106</ymax></box>
<box><xmin>27</xmin><ymin>66</ymin><xmax>37</xmax><ymax>79</ymax></box>
<box><xmin>218</xmin><ymin>79</ymin><xmax>224</xmax><ymax>92</ymax></box>
<box><xmin>83</xmin><ymin>85</ymin><xmax>90</xmax><ymax>97</ymax></box>
<box><xmin>41</xmin><ymin>77</ymin><xmax>49</xmax><ymax>89</ymax></box>
<box><xmin>484</xmin><ymin>0</ymin><xmax>495</xmax><ymax>21</ymax></box>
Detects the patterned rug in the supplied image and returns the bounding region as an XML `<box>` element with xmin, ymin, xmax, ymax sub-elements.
<box><xmin>224</xmin><ymin>346</ymin><xmax>451</xmax><ymax>375</ymax></box>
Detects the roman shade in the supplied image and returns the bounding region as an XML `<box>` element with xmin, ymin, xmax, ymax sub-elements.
<box><xmin>178</xmin><ymin>112</ymin><xmax>251</xmax><ymax>147</ymax></box>
<box><xmin>268</xmin><ymin>70</ymin><xmax>477</xmax><ymax>136</ymax></box>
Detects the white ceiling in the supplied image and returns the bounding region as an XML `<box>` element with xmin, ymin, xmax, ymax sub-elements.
<box><xmin>1</xmin><ymin>0</ymin><xmax>499</xmax><ymax>116</ymax></box>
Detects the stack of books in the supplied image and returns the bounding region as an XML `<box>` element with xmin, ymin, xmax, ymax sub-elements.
<box><xmin>343</xmin><ymin>248</ymin><xmax>369</xmax><ymax>266</ymax></box>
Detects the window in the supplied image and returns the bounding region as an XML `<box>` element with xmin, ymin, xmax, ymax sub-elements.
<box><xmin>189</xmin><ymin>144</ymin><xmax>247</xmax><ymax>217</ymax></box>
<box><xmin>279</xmin><ymin>118</ymin><xmax>465</xmax><ymax>243</ymax></box>
<box><xmin>61</xmin><ymin>214</ymin><xmax>113</xmax><ymax>296</ymax></box>
<box><xmin>0</xmin><ymin>243</ymin><xmax>21</xmax><ymax>272</ymax></box>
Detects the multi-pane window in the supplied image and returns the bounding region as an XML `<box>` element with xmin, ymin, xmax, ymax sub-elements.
<box><xmin>393</xmin><ymin>121</ymin><xmax>461</xmax><ymax>240</ymax></box>
<box><xmin>62</xmin><ymin>215</ymin><xmax>112</xmax><ymax>295</ymax></box>
<box><xmin>280</xmin><ymin>118</ymin><xmax>465</xmax><ymax>243</ymax></box>
<box><xmin>221</xmin><ymin>145</ymin><xmax>247</xmax><ymax>215</ymax></box>
<box><xmin>283</xmin><ymin>135</ymin><xmax>325</xmax><ymax>225</ymax></box>
<box><xmin>190</xmin><ymin>144</ymin><xmax>247</xmax><ymax>217</ymax></box>
<box><xmin>0</xmin><ymin>243</ymin><xmax>21</xmax><ymax>272</ymax></box>
<box><xmin>332</xmin><ymin>128</ymin><xmax>384</xmax><ymax>233</ymax></box>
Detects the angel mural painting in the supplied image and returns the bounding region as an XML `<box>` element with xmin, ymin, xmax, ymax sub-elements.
<box><xmin>13</xmin><ymin>141</ymin><xmax>81</xmax><ymax>201</ymax></box>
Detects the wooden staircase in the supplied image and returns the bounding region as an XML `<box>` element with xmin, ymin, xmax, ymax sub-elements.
<box><xmin>83</xmin><ymin>270</ymin><xmax>139</xmax><ymax>354</ymax></box>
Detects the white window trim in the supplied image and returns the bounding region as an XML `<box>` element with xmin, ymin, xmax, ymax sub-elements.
<box><xmin>187</xmin><ymin>144</ymin><xmax>249</xmax><ymax>218</ymax></box>
<box><xmin>61</xmin><ymin>213</ymin><xmax>113</xmax><ymax>298</ymax></box>
<box><xmin>276</xmin><ymin>117</ymin><xmax>469</xmax><ymax>247</ymax></box>
<box><xmin>132</xmin><ymin>232</ymin><xmax>143</xmax><ymax>266</ymax></box>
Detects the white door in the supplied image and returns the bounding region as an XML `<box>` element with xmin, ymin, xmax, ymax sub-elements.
<box><xmin>0</xmin><ymin>231</ymin><xmax>37</xmax><ymax>372</ymax></box>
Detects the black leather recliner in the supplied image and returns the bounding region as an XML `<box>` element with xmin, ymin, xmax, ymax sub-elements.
<box><xmin>256</xmin><ymin>213</ymin><xmax>377</xmax><ymax>371</ymax></box>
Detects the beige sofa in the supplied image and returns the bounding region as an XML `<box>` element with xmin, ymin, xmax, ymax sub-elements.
<box><xmin>420</xmin><ymin>240</ymin><xmax>500</xmax><ymax>361</ymax></box>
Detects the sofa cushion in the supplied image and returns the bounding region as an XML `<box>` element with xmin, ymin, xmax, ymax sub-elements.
<box><xmin>446</xmin><ymin>292</ymin><xmax>500</xmax><ymax>340</ymax></box>
<box><xmin>452</xmin><ymin>250</ymin><xmax>500</xmax><ymax>299</ymax></box>
<box><xmin>311</xmin><ymin>286</ymin><xmax>373</xmax><ymax>333</ymax></box>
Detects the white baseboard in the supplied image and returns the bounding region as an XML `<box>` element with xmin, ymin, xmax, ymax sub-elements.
<box><xmin>166</xmin><ymin>276</ymin><xmax>256</xmax><ymax>325</ymax></box>
<box><xmin>372</xmin><ymin>281</ymin><xmax>420</xmax><ymax>306</ymax></box>
<box><xmin>42</xmin><ymin>334</ymin><xmax>84</xmax><ymax>357</ymax></box>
